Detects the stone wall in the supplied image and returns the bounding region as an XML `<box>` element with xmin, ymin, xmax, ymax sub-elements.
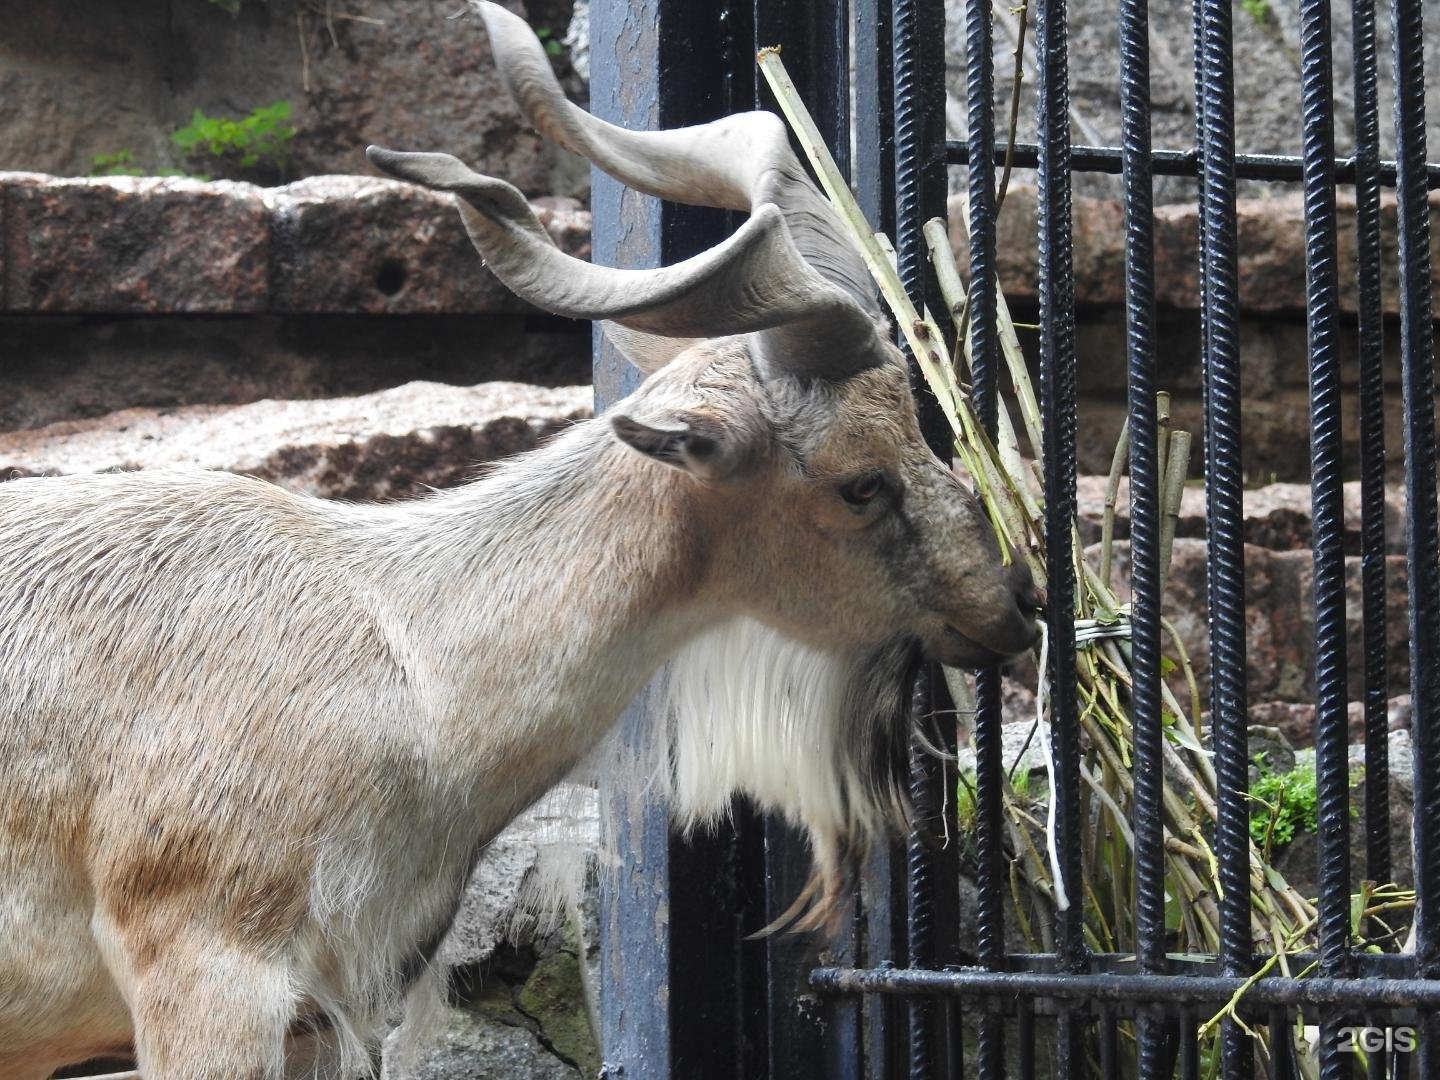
<box><xmin>7</xmin><ymin>171</ymin><xmax>1436</xmax><ymax>486</ymax></box>
<box><xmin>0</xmin><ymin>0</ymin><xmax>586</xmax><ymax>195</ymax></box>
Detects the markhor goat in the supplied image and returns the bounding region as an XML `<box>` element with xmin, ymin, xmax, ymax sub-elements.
<box><xmin>0</xmin><ymin>6</ymin><xmax>1039</xmax><ymax>1077</ymax></box>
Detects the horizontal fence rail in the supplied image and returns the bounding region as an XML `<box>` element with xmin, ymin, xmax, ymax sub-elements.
<box><xmin>944</xmin><ymin>140</ymin><xmax>1440</xmax><ymax>187</ymax></box>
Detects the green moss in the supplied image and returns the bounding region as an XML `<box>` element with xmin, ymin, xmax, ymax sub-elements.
<box><xmin>1240</xmin><ymin>0</ymin><xmax>1273</xmax><ymax>26</ymax></box>
<box><xmin>90</xmin><ymin>149</ymin><xmax>143</xmax><ymax>177</ymax></box>
<box><xmin>518</xmin><ymin>950</ymin><xmax>598</xmax><ymax>1077</ymax></box>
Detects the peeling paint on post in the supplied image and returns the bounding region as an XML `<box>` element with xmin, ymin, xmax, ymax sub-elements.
<box><xmin>593</xmin><ymin>4</ymin><xmax>746</xmax><ymax>1078</ymax></box>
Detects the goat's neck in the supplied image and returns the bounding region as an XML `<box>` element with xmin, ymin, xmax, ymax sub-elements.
<box><xmin>352</xmin><ymin>421</ymin><xmax>720</xmax><ymax>826</ymax></box>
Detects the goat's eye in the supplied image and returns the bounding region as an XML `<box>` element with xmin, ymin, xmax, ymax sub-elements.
<box><xmin>839</xmin><ymin>472</ymin><xmax>887</xmax><ymax>508</ymax></box>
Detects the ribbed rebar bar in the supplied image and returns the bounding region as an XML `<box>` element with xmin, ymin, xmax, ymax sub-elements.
<box><xmin>904</xmin><ymin>680</ymin><xmax>935</xmax><ymax>1079</ymax></box>
<box><xmin>963</xmin><ymin>0</ymin><xmax>1006</xmax><ymax>1073</ymax></box>
<box><xmin>1391</xmin><ymin>0</ymin><xmax>1440</xmax><ymax>1069</ymax></box>
<box><xmin>1118</xmin><ymin>0</ymin><xmax>1166</xmax><ymax>1072</ymax></box>
<box><xmin>1034</xmin><ymin>0</ymin><xmax>1084</xmax><ymax>1070</ymax></box>
<box><xmin>1350</xmin><ymin>0</ymin><xmax>1391</xmax><ymax>896</ymax></box>
<box><xmin>1194</xmin><ymin>0</ymin><xmax>1251</xmax><ymax>1075</ymax></box>
<box><xmin>892</xmin><ymin>0</ymin><xmax>952</xmax><ymax>1073</ymax></box>
<box><xmin>1298</xmin><ymin>2</ymin><xmax>1352</xmax><ymax>1076</ymax></box>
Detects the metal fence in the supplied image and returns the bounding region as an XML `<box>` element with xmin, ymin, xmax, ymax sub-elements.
<box><xmin>591</xmin><ymin>0</ymin><xmax>1440</xmax><ymax>1076</ymax></box>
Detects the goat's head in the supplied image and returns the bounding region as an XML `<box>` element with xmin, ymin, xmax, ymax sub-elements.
<box><xmin>369</xmin><ymin>2</ymin><xmax>1039</xmax><ymax>929</ymax></box>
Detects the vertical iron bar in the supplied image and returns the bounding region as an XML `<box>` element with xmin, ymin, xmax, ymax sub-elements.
<box><xmin>1267</xmin><ymin>1008</ymin><xmax>1294</xmax><ymax>1079</ymax></box>
<box><xmin>1191</xmin><ymin>0</ymin><xmax>1211</xmax><ymax>412</ymax></box>
<box><xmin>1099</xmin><ymin>1007</ymin><xmax>1119</xmax><ymax>1075</ymax></box>
<box><xmin>1350</xmin><ymin>0</ymin><xmax>1392</xmax><ymax>895</ymax></box>
<box><xmin>1035</xmin><ymin>0</ymin><xmax>1085</xmax><ymax>1070</ymax></box>
<box><xmin>893</xmin><ymin>0</ymin><xmax>960</xmax><ymax>1076</ymax></box>
<box><xmin>963</xmin><ymin>0</ymin><xmax>1007</xmax><ymax>1071</ymax></box>
<box><xmin>855</xmin><ymin>2</ymin><xmax>906</xmax><ymax>1076</ymax></box>
<box><xmin>1298</xmin><ymin>2</ymin><xmax>1353</xmax><ymax>1078</ymax></box>
<box><xmin>1018</xmin><ymin>1004</ymin><xmax>1037</xmax><ymax>1079</ymax></box>
<box><xmin>1034</xmin><ymin>0</ymin><xmax>1082</xmax><ymax>970</ymax></box>
<box><xmin>1117</xmin><ymin>0</ymin><xmax>1166</xmax><ymax>1071</ymax></box>
<box><xmin>1392</xmin><ymin>0</ymin><xmax>1440</xmax><ymax>1069</ymax></box>
<box><xmin>895</xmin><ymin>51</ymin><xmax>936</xmax><ymax>1065</ymax></box>
<box><xmin>1180</xmin><ymin>1007</ymin><xmax>1200</xmax><ymax>1080</ymax></box>
<box><xmin>1194</xmin><ymin>0</ymin><xmax>1252</xmax><ymax>1075</ymax></box>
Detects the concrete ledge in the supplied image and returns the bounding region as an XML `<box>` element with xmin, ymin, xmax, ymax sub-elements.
<box><xmin>0</xmin><ymin>173</ymin><xmax>590</xmax><ymax>316</ymax></box>
<box><xmin>7</xmin><ymin>172</ymin><xmax>1437</xmax><ymax>319</ymax></box>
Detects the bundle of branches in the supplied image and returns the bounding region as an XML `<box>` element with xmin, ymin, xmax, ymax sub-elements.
<box><xmin>758</xmin><ymin>49</ymin><xmax>1412</xmax><ymax>1072</ymax></box>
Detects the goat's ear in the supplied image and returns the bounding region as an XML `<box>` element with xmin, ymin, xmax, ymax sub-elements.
<box><xmin>610</xmin><ymin>411</ymin><xmax>753</xmax><ymax>481</ymax></box>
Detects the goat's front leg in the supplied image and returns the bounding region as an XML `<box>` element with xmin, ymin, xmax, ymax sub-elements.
<box><xmin>124</xmin><ymin>935</ymin><xmax>292</xmax><ymax>1080</ymax></box>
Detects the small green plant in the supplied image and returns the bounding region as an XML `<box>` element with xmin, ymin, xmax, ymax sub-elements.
<box><xmin>1240</xmin><ymin>0</ymin><xmax>1273</xmax><ymax>25</ymax></box>
<box><xmin>90</xmin><ymin>149</ymin><xmax>143</xmax><ymax>177</ymax></box>
<box><xmin>171</xmin><ymin>100</ymin><xmax>294</xmax><ymax>175</ymax></box>
<box><xmin>1248</xmin><ymin>761</ymin><xmax>1319</xmax><ymax>853</ymax></box>
<box><xmin>534</xmin><ymin>26</ymin><xmax>564</xmax><ymax>57</ymax></box>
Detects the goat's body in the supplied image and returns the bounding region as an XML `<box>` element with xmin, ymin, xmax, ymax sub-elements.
<box><xmin>0</xmin><ymin>419</ymin><xmax>710</xmax><ymax>1076</ymax></box>
<box><xmin>1</xmin><ymin>7</ymin><xmax>1044</xmax><ymax>1070</ymax></box>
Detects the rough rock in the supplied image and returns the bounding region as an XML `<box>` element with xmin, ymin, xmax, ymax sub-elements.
<box><xmin>1075</xmin><ymin>474</ymin><xmax>1414</xmax><ymax>556</ymax></box>
<box><xmin>381</xmin><ymin>1004</ymin><xmax>580</xmax><ymax>1080</ymax></box>
<box><xmin>1277</xmin><ymin>729</ymin><xmax>1415</xmax><ymax>896</ymax></box>
<box><xmin>2</xmin><ymin>173</ymin><xmax>271</xmax><ymax>313</ymax></box>
<box><xmin>0</xmin><ymin>0</ymin><xmax>584</xmax><ymax>196</ymax></box>
<box><xmin>0</xmin><ymin>381</ymin><xmax>592</xmax><ymax>501</ymax></box>
<box><xmin>440</xmin><ymin>784</ymin><xmax>599</xmax><ymax>969</ymax></box>
<box><xmin>956</xmin><ymin>716</ymin><xmax>1051</xmax><ymax>778</ymax></box>
<box><xmin>1098</xmin><ymin>539</ymin><xmax>1413</xmax><ymax>707</ymax></box>
<box><xmin>270</xmin><ymin>178</ymin><xmax>591</xmax><ymax>316</ymax></box>
<box><xmin>1</xmin><ymin>173</ymin><xmax>591</xmax><ymax>316</ymax></box>
<box><xmin>290</xmin><ymin>0</ymin><xmax>584</xmax><ymax>196</ymax></box>
<box><xmin>1244</xmin><ymin>696</ymin><xmax>1412</xmax><ymax>750</ymax></box>
<box><xmin>949</xmin><ymin>186</ymin><xmax>1440</xmax><ymax>316</ymax></box>
<box><xmin>518</xmin><ymin>951</ymin><xmax>600</xmax><ymax>1078</ymax></box>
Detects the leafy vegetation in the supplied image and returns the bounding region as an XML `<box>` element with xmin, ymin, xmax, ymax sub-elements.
<box><xmin>534</xmin><ymin>26</ymin><xmax>564</xmax><ymax>58</ymax></box>
<box><xmin>89</xmin><ymin>150</ymin><xmax>192</xmax><ymax>179</ymax></box>
<box><xmin>1248</xmin><ymin>761</ymin><xmax>1320</xmax><ymax>853</ymax></box>
<box><xmin>171</xmin><ymin>100</ymin><xmax>294</xmax><ymax>176</ymax></box>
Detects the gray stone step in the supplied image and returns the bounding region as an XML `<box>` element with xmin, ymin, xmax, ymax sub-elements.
<box><xmin>0</xmin><ymin>380</ymin><xmax>592</xmax><ymax>501</ymax></box>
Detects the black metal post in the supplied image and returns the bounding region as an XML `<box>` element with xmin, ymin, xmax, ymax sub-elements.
<box><xmin>1350</xmin><ymin>0</ymin><xmax>1391</xmax><ymax>900</ymax></box>
<box><xmin>891</xmin><ymin>0</ymin><xmax>962</xmax><ymax>1074</ymax></box>
<box><xmin>1117</xmin><ymin>0</ymin><xmax>1166</xmax><ymax>1072</ymax></box>
<box><xmin>962</xmin><ymin>0</ymin><xmax>1007</xmax><ymax>1073</ymax></box>
<box><xmin>1194</xmin><ymin>0</ymin><xmax>1252</xmax><ymax>1073</ymax></box>
<box><xmin>1297</xmin><ymin>0</ymin><xmax>1352</xmax><ymax>1075</ymax></box>
<box><xmin>1392</xmin><ymin>0</ymin><xmax>1440</xmax><ymax>1072</ymax></box>
<box><xmin>1034</xmin><ymin>0</ymin><xmax>1085</xmax><ymax>1070</ymax></box>
<box><xmin>749</xmin><ymin>3</ymin><xmax>865</xmax><ymax>1077</ymax></box>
